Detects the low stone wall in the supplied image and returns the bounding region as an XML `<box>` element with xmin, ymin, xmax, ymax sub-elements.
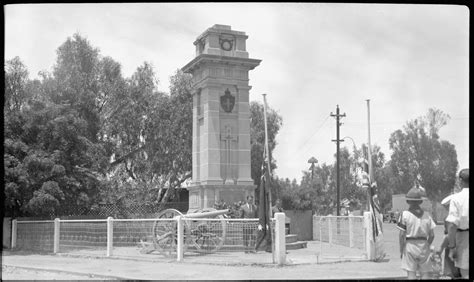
<box><xmin>284</xmin><ymin>210</ymin><xmax>313</xmax><ymax>241</ymax></box>
<box><xmin>3</xmin><ymin>217</ymin><xmax>11</xmax><ymax>248</ymax></box>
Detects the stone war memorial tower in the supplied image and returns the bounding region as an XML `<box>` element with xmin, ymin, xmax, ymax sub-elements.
<box><xmin>182</xmin><ymin>24</ymin><xmax>261</xmax><ymax>211</ymax></box>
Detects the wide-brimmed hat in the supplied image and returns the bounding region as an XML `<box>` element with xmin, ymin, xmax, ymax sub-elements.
<box><xmin>406</xmin><ymin>187</ymin><xmax>425</xmax><ymax>202</ymax></box>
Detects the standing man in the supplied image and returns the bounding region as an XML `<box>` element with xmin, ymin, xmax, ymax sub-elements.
<box><xmin>445</xmin><ymin>168</ymin><xmax>469</xmax><ymax>279</ymax></box>
<box><xmin>271</xmin><ymin>199</ymin><xmax>284</xmax><ymax>217</ymax></box>
<box><xmin>240</xmin><ymin>195</ymin><xmax>257</xmax><ymax>253</ymax></box>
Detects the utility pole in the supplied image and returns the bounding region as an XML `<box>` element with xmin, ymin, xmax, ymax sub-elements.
<box><xmin>331</xmin><ymin>105</ymin><xmax>346</xmax><ymax>216</ymax></box>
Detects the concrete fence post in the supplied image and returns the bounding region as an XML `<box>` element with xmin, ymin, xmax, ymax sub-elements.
<box><xmin>317</xmin><ymin>217</ymin><xmax>322</xmax><ymax>263</ymax></box>
<box><xmin>107</xmin><ymin>217</ymin><xmax>114</xmax><ymax>257</ymax></box>
<box><xmin>319</xmin><ymin>217</ymin><xmax>323</xmax><ymax>254</ymax></box>
<box><xmin>54</xmin><ymin>218</ymin><xmax>60</xmax><ymax>253</ymax></box>
<box><xmin>272</xmin><ymin>220</ymin><xmax>276</xmax><ymax>264</ymax></box>
<box><xmin>275</xmin><ymin>212</ymin><xmax>286</xmax><ymax>265</ymax></box>
<box><xmin>177</xmin><ymin>216</ymin><xmax>184</xmax><ymax>261</ymax></box>
<box><xmin>328</xmin><ymin>217</ymin><xmax>332</xmax><ymax>246</ymax></box>
<box><xmin>349</xmin><ymin>215</ymin><xmax>354</xmax><ymax>248</ymax></box>
<box><xmin>364</xmin><ymin>211</ymin><xmax>374</xmax><ymax>260</ymax></box>
<box><xmin>11</xmin><ymin>219</ymin><xmax>17</xmax><ymax>248</ymax></box>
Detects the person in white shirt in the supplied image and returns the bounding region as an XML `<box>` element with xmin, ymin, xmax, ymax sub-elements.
<box><xmin>445</xmin><ymin>168</ymin><xmax>469</xmax><ymax>279</ymax></box>
<box><xmin>397</xmin><ymin>186</ymin><xmax>436</xmax><ymax>279</ymax></box>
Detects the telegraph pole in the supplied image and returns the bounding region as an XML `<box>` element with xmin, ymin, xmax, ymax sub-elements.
<box><xmin>331</xmin><ymin>105</ymin><xmax>346</xmax><ymax>216</ymax></box>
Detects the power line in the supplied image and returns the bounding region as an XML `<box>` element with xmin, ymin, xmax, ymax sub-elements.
<box><xmin>298</xmin><ymin>114</ymin><xmax>331</xmax><ymax>150</ymax></box>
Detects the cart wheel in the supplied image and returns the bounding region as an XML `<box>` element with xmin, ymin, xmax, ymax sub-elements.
<box><xmin>153</xmin><ymin>209</ymin><xmax>187</xmax><ymax>256</ymax></box>
<box><xmin>187</xmin><ymin>208</ymin><xmax>227</xmax><ymax>253</ymax></box>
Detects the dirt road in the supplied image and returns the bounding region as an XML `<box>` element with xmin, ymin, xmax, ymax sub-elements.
<box><xmin>2</xmin><ymin>265</ymin><xmax>112</xmax><ymax>280</ymax></box>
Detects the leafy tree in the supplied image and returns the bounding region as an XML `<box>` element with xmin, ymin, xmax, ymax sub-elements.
<box><xmin>299</xmin><ymin>164</ymin><xmax>335</xmax><ymax>214</ymax></box>
<box><xmin>4</xmin><ymin>56</ymin><xmax>30</xmax><ymax>113</ymax></box>
<box><xmin>376</xmin><ymin>161</ymin><xmax>398</xmax><ymax>212</ymax></box>
<box><xmin>4</xmin><ymin>34</ymin><xmax>111</xmax><ymax>217</ymax></box>
<box><xmin>249</xmin><ymin>101</ymin><xmax>282</xmax><ymax>210</ymax></box>
<box><xmin>145</xmin><ymin>69</ymin><xmax>193</xmax><ymax>208</ymax></box>
<box><xmin>250</xmin><ymin>101</ymin><xmax>283</xmax><ymax>188</ymax></box>
<box><xmin>4</xmin><ymin>138</ymin><xmax>30</xmax><ymax>217</ymax></box>
<box><xmin>274</xmin><ymin>161</ymin><xmax>335</xmax><ymax>215</ymax></box>
<box><xmin>101</xmin><ymin>68</ymin><xmax>193</xmax><ymax>212</ymax></box>
<box><xmin>388</xmin><ymin>108</ymin><xmax>458</xmax><ymax>220</ymax></box>
<box><xmin>331</xmin><ymin>147</ymin><xmax>358</xmax><ymax>207</ymax></box>
<box><xmin>273</xmin><ymin>177</ymin><xmax>301</xmax><ymax>210</ymax></box>
<box><xmin>4</xmin><ymin>100</ymin><xmax>105</xmax><ymax>217</ymax></box>
<box><xmin>51</xmin><ymin>33</ymin><xmax>103</xmax><ymax>142</ymax></box>
<box><xmin>426</xmin><ymin>108</ymin><xmax>450</xmax><ymax>139</ymax></box>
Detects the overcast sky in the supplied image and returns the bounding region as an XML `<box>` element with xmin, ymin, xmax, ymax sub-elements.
<box><xmin>5</xmin><ymin>3</ymin><xmax>469</xmax><ymax>182</ymax></box>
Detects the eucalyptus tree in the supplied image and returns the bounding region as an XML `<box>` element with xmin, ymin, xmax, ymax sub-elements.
<box><xmin>249</xmin><ymin>101</ymin><xmax>283</xmax><ymax>187</ymax></box>
<box><xmin>4</xmin><ymin>34</ymin><xmax>112</xmax><ymax>216</ymax></box>
<box><xmin>388</xmin><ymin>108</ymin><xmax>458</xmax><ymax>220</ymax></box>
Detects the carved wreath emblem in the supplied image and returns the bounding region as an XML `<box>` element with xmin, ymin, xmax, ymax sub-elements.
<box><xmin>219</xmin><ymin>38</ymin><xmax>233</xmax><ymax>51</ymax></box>
<box><xmin>220</xmin><ymin>89</ymin><xmax>235</xmax><ymax>113</ymax></box>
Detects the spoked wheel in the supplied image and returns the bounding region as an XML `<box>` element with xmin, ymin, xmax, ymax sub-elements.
<box><xmin>187</xmin><ymin>208</ymin><xmax>227</xmax><ymax>254</ymax></box>
<box><xmin>153</xmin><ymin>209</ymin><xmax>186</xmax><ymax>256</ymax></box>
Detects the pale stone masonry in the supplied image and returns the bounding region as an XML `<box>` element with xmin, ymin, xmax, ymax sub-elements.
<box><xmin>182</xmin><ymin>24</ymin><xmax>261</xmax><ymax>210</ymax></box>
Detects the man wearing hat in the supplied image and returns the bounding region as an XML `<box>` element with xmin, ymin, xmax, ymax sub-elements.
<box><xmin>445</xmin><ymin>168</ymin><xmax>469</xmax><ymax>279</ymax></box>
<box><xmin>397</xmin><ymin>185</ymin><xmax>436</xmax><ymax>279</ymax></box>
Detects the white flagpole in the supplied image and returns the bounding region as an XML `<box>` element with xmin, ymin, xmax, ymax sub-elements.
<box><xmin>262</xmin><ymin>94</ymin><xmax>272</xmax><ymax>214</ymax></box>
<box><xmin>262</xmin><ymin>94</ymin><xmax>271</xmax><ymax>180</ymax></box>
<box><xmin>366</xmin><ymin>99</ymin><xmax>386</xmax><ymax>261</ymax></box>
<box><xmin>366</xmin><ymin>99</ymin><xmax>374</xmax><ymax>182</ymax></box>
<box><xmin>262</xmin><ymin>94</ymin><xmax>273</xmax><ymax>255</ymax></box>
<box><xmin>366</xmin><ymin>99</ymin><xmax>375</xmax><ymax>260</ymax></box>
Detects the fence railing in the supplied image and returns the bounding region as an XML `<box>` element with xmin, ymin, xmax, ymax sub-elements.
<box><xmin>15</xmin><ymin>220</ymin><xmax>55</xmax><ymax>252</ymax></box>
<box><xmin>313</xmin><ymin>213</ymin><xmax>371</xmax><ymax>263</ymax></box>
<box><xmin>11</xmin><ymin>213</ymin><xmax>288</xmax><ymax>265</ymax></box>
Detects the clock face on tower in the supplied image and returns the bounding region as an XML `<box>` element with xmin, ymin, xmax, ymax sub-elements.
<box><xmin>220</xmin><ymin>39</ymin><xmax>233</xmax><ymax>51</ymax></box>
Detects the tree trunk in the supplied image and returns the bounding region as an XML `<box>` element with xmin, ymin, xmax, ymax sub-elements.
<box><xmin>157</xmin><ymin>172</ymin><xmax>192</xmax><ymax>211</ymax></box>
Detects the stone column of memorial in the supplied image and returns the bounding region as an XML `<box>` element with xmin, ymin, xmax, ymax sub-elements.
<box><xmin>182</xmin><ymin>24</ymin><xmax>261</xmax><ymax>211</ymax></box>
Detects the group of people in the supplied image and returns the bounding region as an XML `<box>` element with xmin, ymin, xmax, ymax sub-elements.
<box><xmin>397</xmin><ymin>168</ymin><xmax>469</xmax><ymax>279</ymax></box>
<box><xmin>239</xmin><ymin>195</ymin><xmax>284</xmax><ymax>253</ymax></box>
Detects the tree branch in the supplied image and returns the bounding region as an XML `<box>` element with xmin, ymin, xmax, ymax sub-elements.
<box><xmin>109</xmin><ymin>145</ymin><xmax>146</xmax><ymax>167</ymax></box>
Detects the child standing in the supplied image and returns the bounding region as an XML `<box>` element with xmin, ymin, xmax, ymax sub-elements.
<box><xmin>397</xmin><ymin>186</ymin><xmax>436</xmax><ymax>280</ymax></box>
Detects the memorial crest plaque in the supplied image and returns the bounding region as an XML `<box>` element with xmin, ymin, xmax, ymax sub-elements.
<box><xmin>220</xmin><ymin>88</ymin><xmax>235</xmax><ymax>113</ymax></box>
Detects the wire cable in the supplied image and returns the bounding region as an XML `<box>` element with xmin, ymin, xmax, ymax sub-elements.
<box><xmin>297</xmin><ymin>115</ymin><xmax>331</xmax><ymax>155</ymax></box>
